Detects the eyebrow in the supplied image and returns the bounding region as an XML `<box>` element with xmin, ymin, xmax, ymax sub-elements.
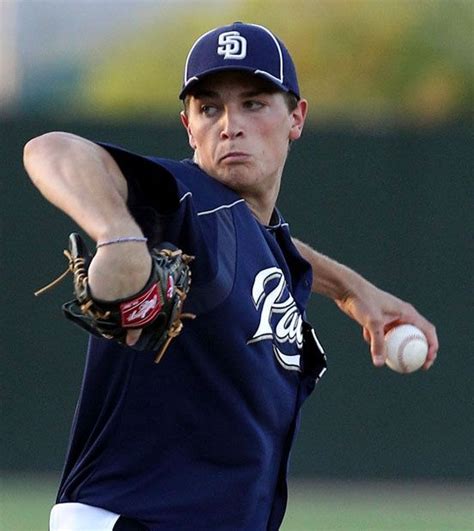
<box><xmin>192</xmin><ymin>89</ymin><xmax>218</xmax><ymax>100</ymax></box>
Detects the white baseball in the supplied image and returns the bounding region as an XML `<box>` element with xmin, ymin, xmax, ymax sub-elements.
<box><xmin>384</xmin><ymin>324</ymin><xmax>428</xmax><ymax>374</ymax></box>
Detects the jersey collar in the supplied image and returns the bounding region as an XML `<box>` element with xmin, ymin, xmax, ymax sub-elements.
<box><xmin>265</xmin><ymin>209</ymin><xmax>284</xmax><ymax>231</ymax></box>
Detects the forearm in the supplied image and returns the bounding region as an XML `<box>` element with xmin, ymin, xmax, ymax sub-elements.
<box><xmin>293</xmin><ymin>237</ymin><xmax>438</xmax><ymax>367</ymax></box>
<box><xmin>24</xmin><ymin>132</ymin><xmax>152</xmax><ymax>304</ymax></box>
<box><xmin>293</xmin><ymin>238</ymin><xmax>365</xmax><ymax>302</ymax></box>
<box><xmin>23</xmin><ymin>131</ymin><xmax>141</xmax><ymax>242</ymax></box>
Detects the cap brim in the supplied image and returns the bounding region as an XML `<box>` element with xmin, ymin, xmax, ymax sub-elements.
<box><xmin>179</xmin><ymin>66</ymin><xmax>293</xmax><ymax>99</ymax></box>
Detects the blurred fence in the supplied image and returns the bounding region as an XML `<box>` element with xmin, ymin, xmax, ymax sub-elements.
<box><xmin>1</xmin><ymin>116</ymin><xmax>472</xmax><ymax>480</ymax></box>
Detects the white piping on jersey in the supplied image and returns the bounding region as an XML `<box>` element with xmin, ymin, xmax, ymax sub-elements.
<box><xmin>179</xmin><ymin>191</ymin><xmax>193</xmax><ymax>203</ymax></box>
<box><xmin>178</xmin><ymin>192</ymin><xmax>286</xmax><ymax>226</ymax></box>
<box><xmin>267</xmin><ymin>221</ymin><xmax>289</xmax><ymax>230</ymax></box>
<box><xmin>178</xmin><ymin>192</ymin><xmax>244</xmax><ymax>217</ymax></box>
<box><xmin>197</xmin><ymin>199</ymin><xmax>245</xmax><ymax>217</ymax></box>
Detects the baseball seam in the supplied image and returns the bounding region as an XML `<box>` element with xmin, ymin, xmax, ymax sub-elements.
<box><xmin>397</xmin><ymin>334</ymin><xmax>427</xmax><ymax>373</ymax></box>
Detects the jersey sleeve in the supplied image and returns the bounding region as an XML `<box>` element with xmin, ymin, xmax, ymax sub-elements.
<box><xmin>96</xmin><ymin>142</ymin><xmax>237</xmax><ymax>297</ymax></box>
<box><xmin>97</xmin><ymin>142</ymin><xmax>181</xmax><ymax>245</ymax></box>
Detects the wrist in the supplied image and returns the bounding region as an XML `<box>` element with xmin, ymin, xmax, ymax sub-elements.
<box><xmin>90</xmin><ymin>240</ymin><xmax>152</xmax><ymax>301</ymax></box>
<box><xmin>94</xmin><ymin>218</ymin><xmax>145</xmax><ymax>244</ymax></box>
<box><xmin>96</xmin><ymin>236</ymin><xmax>148</xmax><ymax>249</ymax></box>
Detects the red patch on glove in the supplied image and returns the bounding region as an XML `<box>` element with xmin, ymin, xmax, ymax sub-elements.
<box><xmin>120</xmin><ymin>283</ymin><xmax>163</xmax><ymax>328</ymax></box>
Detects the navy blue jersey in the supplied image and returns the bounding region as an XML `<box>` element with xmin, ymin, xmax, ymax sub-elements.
<box><xmin>56</xmin><ymin>145</ymin><xmax>327</xmax><ymax>530</ymax></box>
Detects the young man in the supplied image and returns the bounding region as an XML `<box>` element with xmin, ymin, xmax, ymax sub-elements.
<box><xmin>24</xmin><ymin>22</ymin><xmax>437</xmax><ymax>531</ymax></box>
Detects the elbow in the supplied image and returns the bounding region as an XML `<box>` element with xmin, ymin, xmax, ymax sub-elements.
<box><xmin>23</xmin><ymin>131</ymin><xmax>75</xmax><ymax>186</ymax></box>
<box><xmin>24</xmin><ymin>131</ymin><xmax>64</xmax><ymax>166</ymax></box>
<box><xmin>23</xmin><ymin>134</ymin><xmax>43</xmax><ymax>170</ymax></box>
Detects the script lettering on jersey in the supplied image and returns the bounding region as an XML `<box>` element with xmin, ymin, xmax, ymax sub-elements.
<box><xmin>217</xmin><ymin>31</ymin><xmax>247</xmax><ymax>60</ymax></box>
<box><xmin>248</xmin><ymin>267</ymin><xmax>303</xmax><ymax>371</ymax></box>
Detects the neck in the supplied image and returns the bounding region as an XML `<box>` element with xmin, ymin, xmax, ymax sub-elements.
<box><xmin>243</xmin><ymin>187</ymin><xmax>279</xmax><ymax>225</ymax></box>
<box><xmin>192</xmin><ymin>155</ymin><xmax>282</xmax><ymax>225</ymax></box>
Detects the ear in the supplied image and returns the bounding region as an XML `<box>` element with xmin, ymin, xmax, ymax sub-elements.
<box><xmin>180</xmin><ymin>111</ymin><xmax>196</xmax><ymax>150</ymax></box>
<box><xmin>289</xmin><ymin>99</ymin><xmax>308</xmax><ymax>142</ymax></box>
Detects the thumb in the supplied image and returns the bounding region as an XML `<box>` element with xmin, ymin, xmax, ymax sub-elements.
<box><xmin>126</xmin><ymin>329</ymin><xmax>142</xmax><ymax>346</ymax></box>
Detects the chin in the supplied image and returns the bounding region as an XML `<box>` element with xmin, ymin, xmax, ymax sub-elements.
<box><xmin>221</xmin><ymin>169</ymin><xmax>259</xmax><ymax>191</ymax></box>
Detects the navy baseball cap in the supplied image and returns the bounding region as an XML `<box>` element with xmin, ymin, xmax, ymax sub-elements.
<box><xmin>180</xmin><ymin>22</ymin><xmax>300</xmax><ymax>100</ymax></box>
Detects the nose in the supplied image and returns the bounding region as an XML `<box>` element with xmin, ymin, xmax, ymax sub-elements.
<box><xmin>219</xmin><ymin>108</ymin><xmax>244</xmax><ymax>140</ymax></box>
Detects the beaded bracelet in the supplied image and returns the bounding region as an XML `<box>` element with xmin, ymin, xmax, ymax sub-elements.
<box><xmin>96</xmin><ymin>236</ymin><xmax>148</xmax><ymax>249</ymax></box>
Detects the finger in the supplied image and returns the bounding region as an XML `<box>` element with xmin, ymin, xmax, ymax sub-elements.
<box><xmin>423</xmin><ymin>343</ymin><xmax>438</xmax><ymax>370</ymax></box>
<box><xmin>422</xmin><ymin>324</ymin><xmax>438</xmax><ymax>370</ymax></box>
<box><xmin>403</xmin><ymin>317</ymin><xmax>438</xmax><ymax>371</ymax></box>
<box><xmin>363</xmin><ymin>327</ymin><xmax>371</xmax><ymax>344</ymax></box>
<box><xmin>126</xmin><ymin>329</ymin><xmax>142</xmax><ymax>346</ymax></box>
<box><xmin>369</xmin><ymin>325</ymin><xmax>386</xmax><ymax>367</ymax></box>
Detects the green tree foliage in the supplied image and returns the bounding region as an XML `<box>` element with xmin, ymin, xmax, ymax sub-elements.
<box><xmin>76</xmin><ymin>3</ymin><xmax>242</xmax><ymax>119</ymax></box>
<box><xmin>77</xmin><ymin>0</ymin><xmax>473</xmax><ymax>125</ymax></box>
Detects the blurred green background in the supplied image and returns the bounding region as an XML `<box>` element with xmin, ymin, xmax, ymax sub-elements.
<box><xmin>1</xmin><ymin>1</ymin><xmax>473</xmax><ymax>529</ymax></box>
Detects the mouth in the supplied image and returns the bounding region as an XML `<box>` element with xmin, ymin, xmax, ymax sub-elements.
<box><xmin>219</xmin><ymin>152</ymin><xmax>250</xmax><ymax>163</ymax></box>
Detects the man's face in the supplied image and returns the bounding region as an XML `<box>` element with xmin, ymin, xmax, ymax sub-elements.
<box><xmin>181</xmin><ymin>72</ymin><xmax>307</xmax><ymax>200</ymax></box>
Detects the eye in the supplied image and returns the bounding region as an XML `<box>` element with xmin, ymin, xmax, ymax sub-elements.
<box><xmin>244</xmin><ymin>100</ymin><xmax>264</xmax><ymax>110</ymax></box>
<box><xmin>200</xmin><ymin>104</ymin><xmax>218</xmax><ymax>117</ymax></box>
